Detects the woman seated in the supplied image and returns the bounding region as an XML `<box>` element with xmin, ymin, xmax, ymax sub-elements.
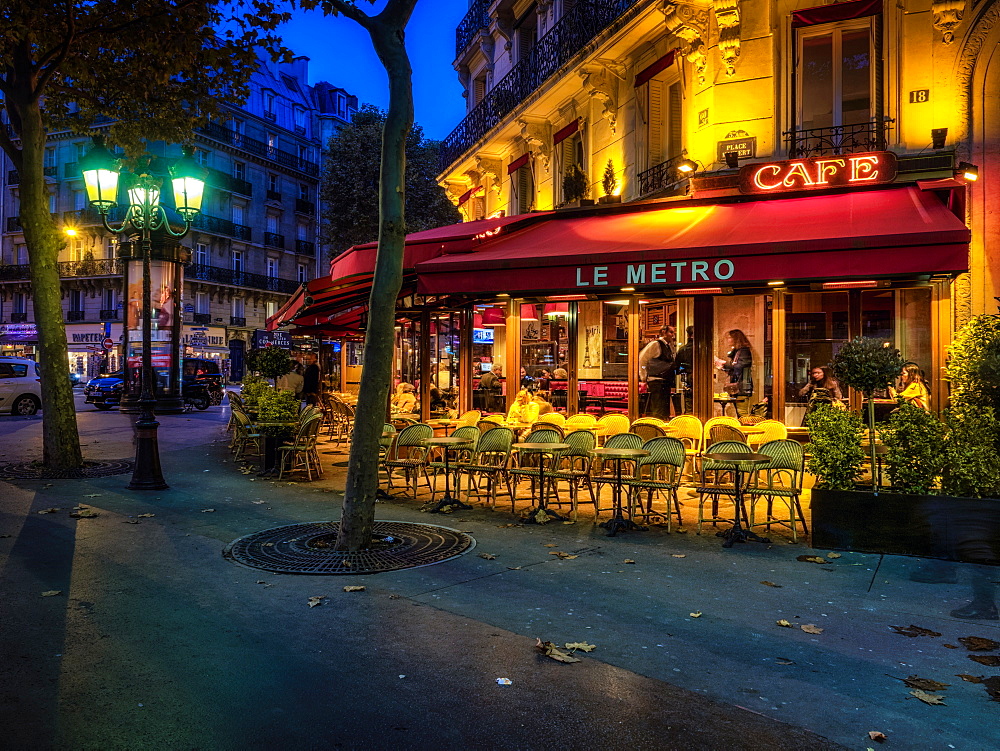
<box><xmin>391</xmin><ymin>382</ymin><xmax>417</xmax><ymax>413</ymax></box>
<box><xmin>507</xmin><ymin>389</ymin><xmax>540</xmax><ymax>425</ymax></box>
<box><xmin>891</xmin><ymin>363</ymin><xmax>930</xmax><ymax>410</ymax></box>
<box><xmin>798</xmin><ymin>366</ymin><xmax>843</xmax><ymax>401</ymax></box>
<box><xmin>531</xmin><ymin>390</ymin><xmax>554</xmax><ymax>416</ymax></box>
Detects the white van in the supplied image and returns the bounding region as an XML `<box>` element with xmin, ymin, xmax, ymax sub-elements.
<box><xmin>0</xmin><ymin>357</ymin><xmax>42</xmax><ymax>415</ymax></box>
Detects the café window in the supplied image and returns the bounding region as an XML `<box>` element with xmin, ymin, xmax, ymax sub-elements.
<box><xmin>796</xmin><ymin>20</ymin><xmax>875</xmax><ymax>132</ymax></box>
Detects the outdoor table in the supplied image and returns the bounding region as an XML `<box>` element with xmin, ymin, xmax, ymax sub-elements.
<box><xmin>424</xmin><ymin>436</ymin><xmax>474</xmax><ymax>512</ymax></box>
<box><xmin>592</xmin><ymin>447</ymin><xmax>650</xmax><ymax>536</ymax></box>
<box><xmin>255</xmin><ymin>420</ymin><xmax>300</xmax><ymax>476</ymax></box>
<box><xmin>703</xmin><ymin>451</ymin><xmax>772</xmax><ymax>548</ymax></box>
<box><xmin>427</xmin><ymin>419</ymin><xmax>460</xmax><ymax>435</ymax></box>
<box><xmin>512</xmin><ymin>442</ymin><xmax>570</xmax><ymax>523</ymax></box>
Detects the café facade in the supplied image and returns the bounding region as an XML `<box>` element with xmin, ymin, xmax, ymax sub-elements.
<box><xmin>272</xmin><ymin>149</ymin><xmax>970</xmax><ymax>425</ymax></box>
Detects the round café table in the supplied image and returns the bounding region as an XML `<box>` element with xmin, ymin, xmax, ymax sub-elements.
<box><xmin>424</xmin><ymin>435</ymin><xmax>474</xmax><ymax>512</ymax></box>
<box><xmin>512</xmin><ymin>442</ymin><xmax>570</xmax><ymax>523</ymax></box>
<box><xmin>703</xmin><ymin>451</ymin><xmax>772</xmax><ymax>548</ymax></box>
<box><xmin>592</xmin><ymin>447</ymin><xmax>650</xmax><ymax>536</ymax></box>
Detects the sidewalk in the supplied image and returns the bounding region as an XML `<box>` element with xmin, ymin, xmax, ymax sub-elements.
<box><xmin>1</xmin><ymin>398</ymin><xmax>997</xmax><ymax>749</ymax></box>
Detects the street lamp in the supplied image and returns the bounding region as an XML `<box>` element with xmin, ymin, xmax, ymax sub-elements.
<box><xmin>81</xmin><ymin>136</ymin><xmax>207</xmax><ymax>490</ymax></box>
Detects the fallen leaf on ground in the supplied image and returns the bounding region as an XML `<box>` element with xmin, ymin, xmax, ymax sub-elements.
<box><xmin>775</xmin><ymin>658</ymin><xmax>795</xmax><ymax>665</ymax></box>
<box><xmin>776</xmin><ymin>619</ymin><xmax>793</xmax><ymax>628</ymax></box>
<box><xmin>909</xmin><ymin>689</ymin><xmax>946</xmax><ymax>705</ymax></box>
<box><xmin>956</xmin><ymin>674</ymin><xmax>984</xmax><ymax>683</ymax></box>
<box><xmin>901</xmin><ymin>676</ymin><xmax>949</xmax><ymax>691</ymax></box>
<box><xmin>123</xmin><ymin>519</ymin><xmax>140</xmax><ymax>524</ymax></box>
<box><xmin>564</xmin><ymin>642</ymin><xmax>596</xmax><ymax>652</ymax></box>
<box><xmin>968</xmin><ymin>655</ymin><xmax>1000</xmax><ymax>667</ymax></box>
<box><xmin>343</xmin><ymin>586</ymin><xmax>366</xmax><ymax>592</ymax></box>
<box><xmin>801</xmin><ymin>624</ymin><xmax>824</xmax><ymax>634</ymax></box>
<box><xmin>252</xmin><ymin>500</ymin><xmax>265</xmax><ymax>504</ymax></box>
<box><xmin>478</xmin><ymin>553</ymin><xmax>497</xmax><ymax>560</ymax></box>
<box><xmin>890</xmin><ymin>624</ymin><xmax>941</xmax><ymax>638</ymax></box>
<box><xmin>307</xmin><ymin>596</ymin><xmax>326</xmax><ymax>607</ymax></box>
<box><xmin>37</xmin><ymin>508</ymin><xmax>59</xmax><ymax>514</ymax></box>
<box><xmin>82</xmin><ymin>494</ymin><xmax>101</xmax><ymax>498</ymax></box>
<box><xmin>671</xmin><ymin>554</ymin><xmax>686</xmax><ymax>558</ymax></box>
<box><xmin>943</xmin><ymin>644</ymin><xmax>959</xmax><ymax>649</ymax></box>
<box><xmin>136</xmin><ymin>513</ymin><xmax>155</xmax><ymax>518</ymax></box>
<box><xmin>255</xmin><ymin>580</ymin><xmax>273</xmax><ymax>588</ymax></box>
<box><xmin>201</xmin><ymin>509</ymin><xmax>215</xmax><ymax>513</ymax></box>
<box><xmin>549</xmin><ymin>551</ymin><xmax>578</xmax><ymax>559</ymax></box>
<box><xmin>535</xmin><ymin>638</ymin><xmax>581</xmax><ymax>663</ymax></box>
<box><xmin>761</xmin><ymin>581</ymin><xmax>782</xmax><ymax>588</ymax></box>
<box><xmin>542</xmin><ymin>543</ymin><xmax>558</xmax><ymax>547</ymax></box>
<box><xmin>69</xmin><ymin>509</ymin><xmax>98</xmax><ymax>518</ymax></box>
<box><xmin>796</xmin><ymin>555</ymin><xmax>830</xmax><ymax>564</ymax></box>
<box><xmin>624</xmin><ymin>559</ymin><xmax>636</xmax><ymax>564</ymax></box>
<box><xmin>507</xmin><ymin>566</ymin><xmax>522</xmax><ymax>570</ymax></box>
<box><xmin>868</xmin><ymin>731</ymin><xmax>887</xmax><ymax>743</ymax></box>
<box><xmin>689</xmin><ymin>611</ymin><xmax>702</xmax><ymax>618</ymax></box>
<box><xmin>827</xmin><ymin>552</ymin><xmax>842</xmax><ymax>559</ymax></box>
<box><xmin>982</xmin><ymin>676</ymin><xmax>1000</xmax><ymax>702</ymax></box>
<box><xmin>958</xmin><ymin>636</ymin><xmax>1000</xmax><ymax>652</ymax></box>
<box><xmin>40</xmin><ymin>590</ymin><xmax>62</xmax><ymax>597</ymax></box>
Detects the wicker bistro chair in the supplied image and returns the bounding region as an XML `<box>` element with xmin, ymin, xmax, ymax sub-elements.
<box><xmin>537</xmin><ymin>413</ymin><xmax>566</xmax><ymax>428</ymax></box>
<box><xmin>457</xmin><ymin>427</ymin><xmax>515</xmax><ymax>508</ymax></box>
<box><xmin>667</xmin><ymin>414</ymin><xmax>704</xmax><ymax>478</ymax></box>
<box><xmin>703</xmin><ymin>416</ymin><xmax>741</xmax><ymax>442</ymax></box>
<box><xmin>546</xmin><ymin>429</ymin><xmax>598</xmax><ymax>519</ymax></box>
<box><xmin>455</xmin><ymin>410</ymin><xmax>482</xmax><ymax>428</ymax></box>
<box><xmin>426</xmin><ymin>426</ymin><xmax>480</xmax><ymax>503</ymax></box>
<box><xmin>506</xmin><ymin>428</ymin><xmax>565</xmax><ymax>511</ymax></box>
<box><xmin>477</xmin><ymin>419</ymin><xmax>500</xmax><ymax>435</ymax></box>
<box><xmin>378</xmin><ymin>423</ymin><xmax>397</xmax><ymax>481</ymax></box>
<box><xmin>624</xmin><ymin>437</ymin><xmax>687</xmax><ymax>531</ymax></box>
<box><xmin>596</xmin><ymin>413</ymin><xmax>630</xmax><ymax>443</ymax></box>
<box><xmin>746</xmin><ymin>439</ymin><xmax>808</xmax><ymax>541</ymax></box>
<box><xmin>746</xmin><ymin>419</ymin><xmax>788</xmax><ymax>449</ymax></box>
<box><xmin>564</xmin><ymin>413</ymin><xmax>598</xmax><ymax>432</ymax></box>
<box><xmin>709</xmin><ymin>424</ymin><xmax>748</xmax><ymax>445</ymax></box>
<box><xmin>277</xmin><ymin>414</ymin><xmax>324</xmax><ymax>481</ymax></box>
<box><xmin>591</xmin><ymin>432</ymin><xmax>643</xmax><ymax>517</ymax></box>
<box><xmin>695</xmin><ymin>440</ymin><xmax>754</xmax><ymax>532</ymax></box>
<box><xmin>230</xmin><ymin>410</ymin><xmax>262</xmax><ymax>460</ymax></box>
<box><xmin>531</xmin><ymin>421</ymin><xmax>564</xmax><ymax>437</ymax></box>
<box><xmin>226</xmin><ymin>391</ymin><xmax>245</xmax><ymax>432</ymax></box>
<box><xmin>383</xmin><ymin>423</ymin><xmax>434</xmax><ymax>499</ymax></box>
<box><xmin>632</xmin><ymin>422</ymin><xmax>667</xmax><ymax>443</ymax></box>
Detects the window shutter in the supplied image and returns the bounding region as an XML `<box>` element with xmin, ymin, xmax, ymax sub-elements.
<box><xmin>648</xmin><ymin>81</ymin><xmax>664</xmax><ymax>168</ymax></box>
<box><xmin>517</xmin><ymin>166</ymin><xmax>532</xmax><ymax>214</ymax></box>
<box><xmin>667</xmin><ymin>82</ymin><xmax>683</xmax><ymax>160</ymax></box>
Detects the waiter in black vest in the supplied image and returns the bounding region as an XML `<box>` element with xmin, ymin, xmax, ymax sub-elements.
<box><xmin>639</xmin><ymin>325</ymin><xmax>677</xmax><ymax>419</ymax></box>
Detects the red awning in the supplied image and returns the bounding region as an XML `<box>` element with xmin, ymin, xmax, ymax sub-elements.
<box><xmin>634</xmin><ymin>50</ymin><xmax>677</xmax><ymax>87</ymax></box>
<box><xmin>416</xmin><ymin>187</ymin><xmax>969</xmax><ymax>295</ymax></box>
<box><xmin>792</xmin><ymin>0</ymin><xmax>882</xmax><ymax>28</ymax></box>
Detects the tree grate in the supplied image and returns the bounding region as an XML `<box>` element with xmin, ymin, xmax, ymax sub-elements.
<box><xmin>0</xmin><ymin>459</ymin><xmax>135</xmax><ymax>480</ymax></box>
<box><xmin>223</xmin><ymin>520</ymin><xmax>476</xmax><ymax>575</ymax></box>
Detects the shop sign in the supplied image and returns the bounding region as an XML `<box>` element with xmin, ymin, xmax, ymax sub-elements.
<box><xmin>181</xmin><ymin>326</ymin><xmax>226</xmax><ymax>348</ymax></box>
<box><xmin>717</xmin><ymin>136</ymin><xmax>756</xmax><ymax>162</ymax></box>
<box><xmin>0</xmin><ymin>323</ymin><xmax>38</xmax><ymax>341</ymax></box>
<box><xmin>738</xmin><ymin>151</ymin><xmax>897</xmax><ymax>195</ymax></box>
<box><xmin>575</xmin><ymin>259</ymin><xmax>735</xmax><ymax>287</ymax></box>
<box><xmin>252</xmin><ymin>329</ymin><xmax>291</xmax><ymax>349</ymax></box>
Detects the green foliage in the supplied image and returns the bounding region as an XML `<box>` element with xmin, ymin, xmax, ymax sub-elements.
<box><xmin>805</xmin><ymin>404</ymin><xmax>866</xmax><ymax>490</ymax></box>
<box><xmin>239</xmin><ymin>375</ymin><xmax>271</xmax><ymax>409</ymax></box>
<box><xmin>245</xmin><ymin>347</ymin><xmax>292</xmax><ymax>381</ymax></box>
<box><xmin>946</xmin><ymin>315</ymin><xmax>1000</xmax><ymax>412</ymax></box>
<box><xmin>883</xmin><ymin>401</ymin><xmax>946</xmax><ymax>494</ymax></box>
<box><xmin>602</xmin><ymin>159</ymin><xmax>618</xmax><ymax>196</ymax></box>
<box><xmin>256</xmin><ymin>389</ymin><xmax>300</xmax><ymax>439</ymax></box>
<box><xmin>941</xmin><ymin>406</ymin><xmax>1000</xmax><ymax>498</ymax></box>
<box><xmin>831</xmin><ymin>336</ymin><xmax>906</xmax><ymax>397</ymax></box>
<box><xmin>562</xmin><ymin>164</ymin><xmax>589</xmax><ymax>203</ymax></box>
<box><xmin>319</xmin><ymin>105</ymin><xmax>461</xmax><ymax>257</ymax></box>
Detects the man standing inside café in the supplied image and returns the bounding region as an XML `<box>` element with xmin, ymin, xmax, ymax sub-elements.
<box><xmin>301</xmin><ymin>352</ymin><xmax>320</xmax><ymax>405</ymax></box>
<box><xmin>639</xmin><ymin>325</ymin><xmax>677</xmax><ymax>419</ymax></box>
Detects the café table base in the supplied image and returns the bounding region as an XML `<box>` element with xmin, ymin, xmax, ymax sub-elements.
<box><xmin>716</xmin><ymin>522</ymin><xmax>771</xmax><ymax>548</ymax></box>
<box><xmin>599</xmin><ymin>515</ymin><xmax>646</xmax><ymax>537</ymax></box>
<box><xmin>520</xmin><ymin>505</ymin><xmax>568</xmax><ymax>524</ymax></box>
<box><xmin>426</xmin><ymin>496</ymin><xmax>473</xmax><ymax>513</ymax></box>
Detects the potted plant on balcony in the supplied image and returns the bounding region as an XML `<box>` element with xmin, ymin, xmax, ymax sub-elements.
<box><xmin>599</xmin><ymin>160</ymin><xmax>620</xmax><ymax>204</ymax></box>
<box><xmin>561</xmin><ymin>165</ymin><xmax>593</xmax><ymax>208</ymax></box>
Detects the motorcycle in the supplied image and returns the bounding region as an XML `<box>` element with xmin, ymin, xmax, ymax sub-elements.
<box><xmin>182</xmin><ymin>381</ymin><xmax>213</xmax><ymax>411</ymax></box>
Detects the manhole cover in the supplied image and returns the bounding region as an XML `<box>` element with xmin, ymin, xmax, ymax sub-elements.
<box><xmin>0</xmin><ymin>459</ymin><xmax>135</xmax><ymax>480</ymax></box>
<box><xmin>223</xmin><ymin>520</ymin><xmax>476</xmax><ymax>575</ymax></box>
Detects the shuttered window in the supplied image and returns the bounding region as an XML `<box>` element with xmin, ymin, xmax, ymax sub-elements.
<box><xmin>645</xmin><ymin>77</ymin><xmax>683</xmax><ymax>169</ymax></box>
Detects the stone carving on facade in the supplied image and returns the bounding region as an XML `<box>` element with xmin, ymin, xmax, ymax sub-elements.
<box><xmin>954</xmin><ymin>272</ymin><xmax>972</xmax><ymax>327</ymax></box>
<box><xmin>492</xmin><ymin>8</ymin><xmax>515</xmax><ymax>60</ymax></box>
<box><xmin>932</xmin><ymin>0</ymin><xmax>966</xmax><ymax>44</ymax></box>
<box><xmin>954</xmin><ymin>0</ymin><xmax>1000</xmax><ymax>147</ymax></box>
<box><xmin>455</xmin><ymin>63</ymin><xmax>470</xmax><ymax>100</ymax></box>
<box><xmin>660</xmin><ymin>0</ymin><xmax>710</xmax><ymax>85</ymax></box>
<box><xmin>475</xmin><ymin>155</ymin><xmax>503</xmax><ymax>194</ymax></box>
<box><xmin>446</xmin><ymin>182</ymin><xmax>468</xmax><ymax>206</ymax></box>
<box><xmin>478</xmin><ymin>30</ymin><xmax>496</xmax><ymax>74</ymax></box>
<box><xmin>713</xmin><ymin>0</ymin><xmax>741</xmax><ymax>76</ymax></box>
<box><xmin>517</xmin><ymin>119</ymin><xmax>553</xmax><ymax>171</ymax></box>
<box><xmin>578</xmin><ymin>59</ymin><xmax>626</xmax><ymax>133</ymax></box>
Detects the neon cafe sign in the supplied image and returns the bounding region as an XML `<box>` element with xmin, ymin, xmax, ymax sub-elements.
<box><xmin>738</xmin><ymin>152</ymin><xmax>898</xmax><ymax>195</ymax></box>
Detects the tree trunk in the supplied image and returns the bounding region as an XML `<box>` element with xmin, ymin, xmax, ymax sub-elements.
<box><xmin>16</xmin><ymin>103</ymin><xmax>83</xmax><ymax>469</ymax></box>
<box><xmin>336</xmin><ymin>13</ymin><xmax>414</xmax><ymax>551</ymax></box>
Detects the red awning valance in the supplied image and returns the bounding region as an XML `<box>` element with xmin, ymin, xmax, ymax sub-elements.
<box><xmin>791</xmin><ymin>0</ymin><xmax>882</xmax><ymax>28</ymax></box>
<box><xmin>416</xmin><ymin>187</ymin><xmax>969</xmax><ymax>295</ymax></box>
<box><xmin>507</xmin><ymin>153</ymin><xmax>531</xmax><ymax>174</ymax></box>
<box><xmin>634</xmin><ymin>50</ymin><xmax>677</xmax><ymax>87</ymax></box>
<box><xmin>553</xmin><ymin>120</ymin><xmax>579</xmax><ymax>145</ymax></box>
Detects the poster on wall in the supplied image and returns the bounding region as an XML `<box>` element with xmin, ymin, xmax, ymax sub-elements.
<box><xmin>576</xmin><ymin>301</ymin><xmax>603</xmax><ymax>379</ymax></box>
<box><xmin>126</xmin><ymin>260</ymin><xmax>176</xmax><ymax>341</ymax></box>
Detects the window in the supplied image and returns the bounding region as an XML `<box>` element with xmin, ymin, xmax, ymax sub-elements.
<box><xmin>266</xmin><ymin>214</ymin><xmax>279</xmax><ymax>234</ymax></box>
<box><xmin>472</xmin><ymin>75</ymin><xmax>487</xmax><ymax>107</ymax></box>
<box><xmin>797</xmin><ymin>21</ymin><xmax>874</xmax><ymax>131</ymax></box>
<box><xmin>232</xmin><ymin>297</ymin><xmax>245</xmax><ymax>318</ymax></box>
<box><xmin>299</xmin><ymin>183</ymin><xmax>309</xmax><ymax>201</ymax></box>
<box><xmin>75</xmin><ymin>142</ymin><xmax>88</xmax><ymax>160</ymax></box>
<box><xmin>268</xmin><ymin>173</ymin><xmax>278</xmax><ymax>193</ymax></box>
<box><xmin>337</xmin><ymin>94</ymin><xmax>347</xmax><ymax>117</ymax></box>
<box><xmin>297</xmin><ymin>145</ymin><xmax>309</xmax><ymax>164</ymax></box>
<box><xmin>558</xmin><ymin>131</ymin><xmax>586</xmax><ymax>203</ymax></box>
<box><xmin>512</xmin><ymin>159</ymin><xmax>534</xmax><ymax>215</ymax></box>
<box><xmin>297</xmin><ymin>263</ymin><xmax>308</xmax><ymax>283</ymax></box>
<box><xmin>234</xmin><ymin>161</ymin><xmax>246</xmax><ymax>181</ymax></box>
<box><xmin>266</xmin><ymin>132</ymin><xmax>277</xmax><ymax>156</ymax></box>
<box><xmin>645</xmin><ymin>78</ymin><xmax>683</xmax><ymax>169</ymax></box>
<box><xmin>266</xmin><ymin>301</ymin><xmax>278</xmax><ymax>318</ymax></box>
<box><xmin>231</xmin><ymin>250</ymin><xmax>243</xmax><ymax>273</ymax></box>
<box><xmin>232</xmin><ymin>203</ymin><xmax>245</xmax><ymax>227</ymax></box>
<box><xmin>195</xmin><ymin>148</ymin><xmax>210</xmax><ymax>166</ymax></box>
<box><xmin>231</xmin><ymin>118</ymin><xmax>244</xmax><ymax>134</ymax></box>
<box><xmin>514</xmin><ymin>9</ymin><xmax>538</xmax><ymax>63</ymax></box>
<box><xmin>68</xmin><ymin>238</ymin><xmax>84</xmax><ymax>262</ymax></box>
<box><xmin>194</xmin><ymin>243</ymin><xmax>209</xmax><ymax>266</ymax></box>
<box><xmin>297</xmin><ymin>222</ymin><xmax>309</xmax><ymax>241</ymax></box>
<box><xmin>105</xmin><ymin>237</ymin><xmax>116</xmax><ymax>259</ymax></box>
<box><xmin>69</xmin><ymin>289</ymin><xmax>83</xmax><ymax>313</ymax></box>
<box><xmin>293</xmin><ymin>107</ymin><xmax>306</xmax><ymax>132</ymax></box>
<box><xmin>49</xmin><ymin>193</ymin><xmax>57</xmax><ymax>213</ymax></box>
<box><xmin>264</xmin><ymin>92</ymin><xmax>275</xmax><ymax>116</ymax></box>
<box><xmin>267</xmin><ymin>257</ymin><xmax>279</xmax><ymax>277</ymax></box>
<box><xmin>16</xmin><ymin>245</ymin><xmax>28</xmax><ymax>265</ymax></box>
<box><xmin>103</xmin><ymin>289</ymin><xmax>117</xmax><ymax>311</ymax></box>
<box><xmin>44</xmin><ymin>147</ymin><xmax>56</xmax><ymax>169</ymax></box>
<box><xmin>196</xmin><ymin>292</ymin><xmax>209</xmax><ymax>314</ymax></box>
<box><xmin>13</xmin><ymin>292</ymin><xmax>26</xmax><ymax>314</ymax></box>
<box><xmin>74</xmin><ymin>190</ymin><xmax>87</xmax><ymax>210</ymax></box>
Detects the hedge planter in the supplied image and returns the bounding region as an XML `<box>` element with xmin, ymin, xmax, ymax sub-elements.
<box><xmin>811</xmin><ymin>489</ymin><xmax>1000</xmax><ymax>563</ymax></box>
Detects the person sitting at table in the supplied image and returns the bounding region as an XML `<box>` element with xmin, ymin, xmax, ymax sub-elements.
<box><xmin>798</xmin><ymin>366</ymin><xmax>842</xmax><ymax>401</ymax></box>
<box><xmin>534</xmin><ymin>369</ymin><xmax>552</xmax><ymax>391</ymax></box>
<box><xmin>890</xmin><ymin>363</ymin><xmax>930</xmax><ymax>410</ymax></box>
<box><xmin>553</xmin><ymin>363</ymin><xmax>568</xmax><ymax>380</ymax></box>
<box><xmin>531</xmin><ymin>390</ymin><xmax>554</xmax><ymax>416</ymax></box>
<box><xmin>391</xmin><ymin>382</ymin><xmax>417</xmax><ymax>413</ymax></box>
<box><xmin>507</xmin><ymin>389</ymin><xmax>539</xmax><ymax>424</ymax></box>
<box><xmin>520</xmin><ymin>367</ymin><xmax>535</xmax><ymax>390</ymax></box>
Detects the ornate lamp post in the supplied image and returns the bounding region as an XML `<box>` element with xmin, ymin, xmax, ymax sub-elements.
<box><xmin>81</xmin><ymin>136</ymin><xmax>207</xmax><ymax>489</ymax></box>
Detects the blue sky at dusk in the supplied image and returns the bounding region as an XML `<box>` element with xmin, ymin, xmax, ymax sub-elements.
<box><xmin>277</xmin><ymin>1</ymin><xmax>470</xmax><ymax>141</ymax></box>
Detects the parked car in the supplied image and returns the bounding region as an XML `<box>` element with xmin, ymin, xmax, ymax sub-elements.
<box><xmin>0</xmin><ymin>356</ymin><xmax>42</xmax><ymax>415</ymax></box>
<box><xmin>83</xmin><ymin>371</ymin><xmax>125</xmax><ymax>410</ymax></box>
<box><xmin>84</xmin><ymin>358</ymin><xmax>224</xmax><ymax>410</ymax></box>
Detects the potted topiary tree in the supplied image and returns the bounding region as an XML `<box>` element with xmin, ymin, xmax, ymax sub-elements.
<box><xmin>561</xmin><ymin>165</ymin><xmax>592</xmax><ymax>208</ymax></box>
<box><xmin>245</xmin><ymin>346</ymin><xmax>292</xmax><ymax>386</ymax></box>
<box><xmin>598</xmin><ymin>159</ymin><xmax>620</xmax><ymax>204</ymax></box>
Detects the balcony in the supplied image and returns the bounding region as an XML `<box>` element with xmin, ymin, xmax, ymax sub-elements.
<box><xmin>8</xmin><ymin>170</ymin><xmax>18</xmax><ymax>185</ymax></box>
<box><xmin>266</xmin><ymin>189</ymin><xmax>282</xmax><ymax>202</ymax></box>
<box><xmin>100</xmin><ymin>309</ymin><xmax>119</xmax><ymax>320</ymax></box>
<box><xmin>0</xmin><ymin>258</ymin><xmax>122</xmax><ymax>281</ymax></box>
<box><xmin>11</xmin><ymin>312</ymin><xmax>28</xmax><ymax>323</ymax></box>
<box><xmin>230</xmin><ymin>316</ymin><xmax>247</xmax><ymax>327</ymax></box>
<box><xmin>6</xmin><ymin>216</ymin><xmax>21</xmax><ymax>232</ymax></box>
<box><xmin>295</xmin><ymin>240</ymin><xmax>315</xmax><ymax>256</ymax></box>
<box><xmin>184</xmin><ymin>263</ymin><xmax>300</xmax><ymax>294</ymax></box>
<box><xmin>190</xmin><ymin>212</ymin><xmax>252</xmax><ymax>241</ymax></box>
<box><xmin>206</xmin><ymin>168</ymin><xmax>252</xmax><ymax>197</ymax></box>
<box><xmin>192</xmin><ymin>312</ymin><xmax>212</xmax><ymax>325</ymax></box>
<box><xmin>263</xmin><ymin>111</ymin><xmax>276</xmax><ymax>121</ymax></box>
<box><xmin>264</xmin><ymin>232</ymin><xmax>285</xmax><ymax>249</ymax></box>
<box><xmin>43</xmin><ymin>165</ymin><xmax>57</xmax><ymax>177</ymax></box>
<box><xmin>440</xmin><ymin>0</ymin><xmax>642</xmax><ymax>170</ymax></box>
<box><xmin>637</xmin><ymin>153</ymin><xmax>691</xmax><ymax>197</ymax></box>
<box><xmin>295</xmin><ymin>198</ymin><xmax>315</xmax><ymax>215</ymax></box>
<box><xmin>783</xmin><ymin>119</ymin><xmax>894</xmax><ymax>159</ymax></box>
<box><xmin>67</xmin><ymin>310</ymin><xmax>85</xmax><ymax>322</ymax></box>
<box><xmin>294</xmin><ymin>125</ymin><xmax>306</xmax><ymax>135</ymax></box>
<box><xmin>197</xmin><ymin>121</ymin><xmax>319</xmax><ymax>176</ymax></box>
<box><xmin>456</xmin><ymin>0</ymin><xmax>490</xmax><ymax>57</ymax></box>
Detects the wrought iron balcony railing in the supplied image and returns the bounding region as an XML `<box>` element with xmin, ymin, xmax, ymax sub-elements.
<box><xmin>456</xmin><ymin>0</ymin><xmax>490</xmax><ymax>56</ymax></box>
<box><xmin>192</xmin><ymin>313</ymin><xmax>212</xmax><ymax>325</ymax></box>
<box><xmin>294</xmin><ymin>198</ymin><xmax>315</xmax><ymax>215</ymax></box>
<box><xmin>6</xmin><ymin>216</ymin><xmax>21</xmax><ymax>232</ymax></box>
<box><xmin>206</xmin><ymin>168</ymin><xmax>252</xmax><ymax>196</ymax></box>
<box><xmin>8</xmin><ymin>170</ymin><xmax>18</xmax><ymax>185</ymax></box>
<box><xmin>67</xmin><ymin>310</ymin><xmax>85</xmax><ymax>321</ymax></box>
<box><xmin>43</xmin><ymin>165</ymin><xmax>57</xmax><ymax>177</ymax></box>
<box><xmin>230</xmin><ymin>316</ymin><xmax>247</xmax><ymax>326</ymax></box>
<box><xmin>100</xmin><ymin>309</ymin><xmax>119</xmax><ymax>320</ymax></box>
<box><xmin>295</xmin><ymin>240</ymin><xmax>315</xmax><ymax>256</ymax></box>
<box><xmin>783</xmin><ymin>119</ymin><xmax>894</xmax><ymax>159</ymax></box>
<box><xmin>264</xmin><ymin>232</ymin><xmax>285</xmax><ymax>249</ymax></box>
<box><xmin>0</xmin><ymin>258</ymin><xmax>122</xmax><ymax>281</ymax></box>
<box><xmin>190</xmin><ymin>212</ymin><xmax>252</xmax><ymax>242</ymax></box>
<box><xmin>637</xmin><ymin>153</ymin><xmax>691</xmax><ymax>197</ymax></box>
<box><xmin>441</xmin><ymin>0</ymin><xmax>642</xmax><ymax>170</ymax></box>
<box><xmin>197</xmin><ymin>121</ymin><xmax>319</xmax><ymax>176</ymax></box>
<box><xmin>184</xmin><ymin>263</ymin><xmax>299</xmax><ymax>294</ymax></box>
<box><xmin>266</xmin><ymin>189</ymin><xmax>282</xmax><ymax>202</ymax></box>
<box><xmin>10</xmin><ymin>312</ymin><xmax>28</xmax><ymax>323</ymax></box>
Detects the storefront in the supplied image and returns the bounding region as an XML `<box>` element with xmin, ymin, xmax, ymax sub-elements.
<box><xmin>272</xmin><ymin>157</ymin><xmax>969</xmax><ymax>424</ymax></box>
<box><xmin>66</xmin><ymin>323</ymin><xmax>123</xmax><ymax>380</ymax></box>
<box><xmin>0</xmin><ymin>323</ymin><xmax>37</xmax><ymax>359</ymax></box>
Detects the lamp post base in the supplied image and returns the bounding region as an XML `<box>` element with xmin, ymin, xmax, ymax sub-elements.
<box><xmin>127</xmin><ymin>414</ymin><xmax>168</xmax><ymax>490</ymax></box>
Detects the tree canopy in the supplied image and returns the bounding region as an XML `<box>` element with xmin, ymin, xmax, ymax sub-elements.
<box><xmin>319</xmin><ymin>104</ymin><xmax>461</xmax><ymax>257</ymax></box>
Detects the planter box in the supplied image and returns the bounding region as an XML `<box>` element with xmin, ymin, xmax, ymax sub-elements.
<box><xmin>598</xmin><ymin>195</ymin><xmax>621</xmax><ymax>204</ymax></box>
<box><xmin>811</xmin><ymin>488</ymin><xmax>1000</xmax><ymax>563</ymax></box>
